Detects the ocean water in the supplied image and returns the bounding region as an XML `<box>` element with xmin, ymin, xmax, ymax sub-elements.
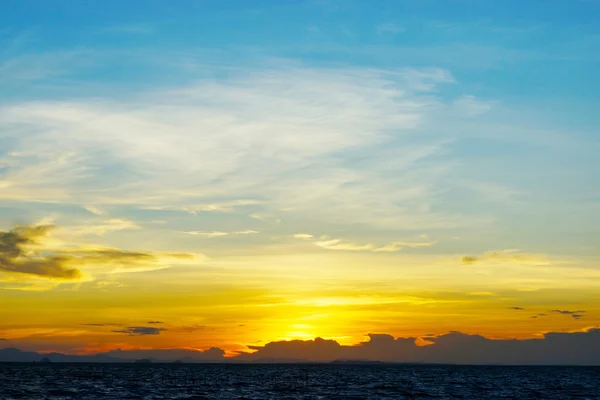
<box><xmin>1</xmin><ymin>363</ymin><xmax>599</xmax><ymax>399</ymax></box>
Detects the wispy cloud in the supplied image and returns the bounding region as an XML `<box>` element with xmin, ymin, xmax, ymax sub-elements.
<box><xmin>453</xmin><ymin>95</ymin><xmax>491</xmax><ymax>116</ymax></box>
<box><xmin>66</xmin><ymin>219</ymin><xmax>139</xmax><ymax>236</ymax></box>
<box><xmin>0</xmin><ymin>63</ymin><xmax>469</xmax><ymax>231</ymax></box>
<box><xmin>180</xmin><ymin>231</ymin><xmax>228</xmax><ymax>237</ymax></box>
<box><xmin>82</xmin><ymin>205</ymin><xmax>106</xmax><ymax>215</ymax></box>
<box><xmin>376</xmin><ymin>23</ymin><xmax>405</xmax><ymax>35</ymax></box>
<box><xmin>300</xmin><ymin>235</ymin><xmax>437</xmax><ymax>253</ymax></box>
<box><xmin>293</xmin><ymin>234</ymin><xmax>314</xmax><ymax>240</ymax></box>
<box><xmin>460</xmin><ymin>250</ymin><xmax>552</xmax><ymax>266</ymax></box>
<box><xmin>315</xmin><ymin>239</ymin><xmax>377</xmax><ymax>251</ymax></box>
<box><xmin>98</xmin><ymin>24</ymin><xmax>154</xmax><ymax>35</ymax></box>
<box><xmin>179</xmin><ymin>230</ymin><xmax>258</xmax><ymax>237</ymax></box>
<box><xmin>372</xmin><ymin>241</ymin><xmax>438</xmax><ymax>253</ymax></box>
<box><xmin>142</xmin><ymin>200</ymin><xmax>260</xmax><ymax>214</ymax></box>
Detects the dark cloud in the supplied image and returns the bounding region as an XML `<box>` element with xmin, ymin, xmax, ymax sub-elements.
<box><xmin>148</xmin><ymin>321</ymin><xmax>164</xmax><ymax>324</ymax></box>
<box><xmin>67</xmin><ymin>248</ymin><xmax>154</xmax><ymax>263</ymax></box>
<box><xmin>460</xmin><ymin>250</ymin><xmax>548</xmax><ymax>266</ymax></box>
<box><xmin>4</xmin><ymin>330</ymin><xmax>600</xmax><ymax>365</ymax></box>
<box><xmin>0</xmin><ymin>224</ymin><xmax>199</xmax><ymax>281</ymax></box>
<box><xmin>460</xmin><ymin>256</ymin><xmax>479</xmax><ymax>264</ymax></box>
<box><xmin>112</xmin><ymin>326</ymin><xmax>165</xmax><ymax>336</ymax></box>
<box><xmin>237</xmin><ymin>329</ymin><xmax>600</xmax><ymax>365</ymax></box>
<box><xmin>0</xmin><ymin>338</ymin><xmax>6</xmax><ymax>341</ymax></box>
<box><xmin>551</xmin><ymin>310</ymin><xmax>585</xmax><ymax>315</ymax></box>
<box><xmin>509</xmin><ymin>307</ymin><xmax>524</xmax><ymax>310</ymax></box>
<box><xmin>0</xmin><ymin>225</ymin><xmax>81</xmax><ymax>279</ymax></box>
<box><xmin>551</xmin><ymin>310</ymin><xmax>585</xmax><ymax>319</ymax></box>
<box><xmin>236</xmin><ymin>334</ymin><xmax>420</xmax><ymax>363</ymax></box>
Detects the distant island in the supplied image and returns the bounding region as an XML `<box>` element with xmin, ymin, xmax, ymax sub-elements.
<box><xmin>330</xmin><ymin>360</ymin><xmax>386</xmax><ymax>365</ymax></box>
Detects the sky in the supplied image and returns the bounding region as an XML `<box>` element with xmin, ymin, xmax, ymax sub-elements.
<box><xmin>0</xmin><ymin>0</ymin><xmax>599</xmax><ymax>359</ymax></box>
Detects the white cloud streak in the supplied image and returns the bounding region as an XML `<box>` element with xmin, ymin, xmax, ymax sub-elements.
<box><xmin>0</xmin><ymin>61</ymin><xmax>486</xmax><ymax>231</ymax></box>
<box><xmin>179</xmin><ymin>230</ymin><xmax>259</xmax><ymax>237</ymax></box>
<box><xmin>296</xmin><ymin>234</ymin><xmax>437</xmax><ymax>253</ymax></box>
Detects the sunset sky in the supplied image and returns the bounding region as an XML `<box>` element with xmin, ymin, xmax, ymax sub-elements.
<box><xmin>1</xmin><ymin>0</ymin><xmax>599</xmax><ymax>357</ymax></box>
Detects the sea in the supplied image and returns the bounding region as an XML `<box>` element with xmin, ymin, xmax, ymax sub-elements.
<box><xmin>1</xmin><ymin>363</ymin><xmax>599</xmax><ymax>399</ymax></box>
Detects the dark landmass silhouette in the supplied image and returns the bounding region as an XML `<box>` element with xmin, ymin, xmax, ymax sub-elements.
<box><xmin>329</xmin><ymin>359</ymin><xmax>387</xmax><ymax>364</ymax></box>
<box><xmin>2</xmin><ymin>329</ymin><xmax>600</xmax><ymax>365</ymax></box>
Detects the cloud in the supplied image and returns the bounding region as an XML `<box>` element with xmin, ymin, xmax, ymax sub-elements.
<box><xmin>551</xmin><ymin>310</ymin><xmax>586</xmax><ymax>319</ymax></box>
<box><xmin>99</xmin><ymin>24</ymin><xmax>153</xmax><ymax>35</ymax></box>
<box><xmin>249</xmin><ymin>213</ymin><xmax>281</xmax><ymax>224</ymax></box>
<box><xmin>147</xmin><ymin>321</ymin><xmax>164</xmax><ymax>324</ymax></box>
<box><xmin>5</xmin><ymin>329</ymin><xmax>600</xmax><ymax>365</ymax></box>
<box><xmin>143</xmin><ymin>200</ymin><xmax>259</xmax><ymax>214</ymax></box>
<box><xmin>453</xmin><ymin>95</ymin><xmax>491</xmax><ymax>116</ymax></box>
<box><xmin>372</xmin><ymin>240</ymin><xmax>437</xmax><ymax>253</ymax></box>
<box><xmin>315</xmin><ymin>239</ymin><xmax>376</xmax><ymax>251</ymax></box>
<box><xmin>82</xmin><ymin>205</ymin><xmax>106</xmax><ymax>215</ymax></box>
<box><xmin>111</xmin><ymin>326</ymin><xmax>165</xmax><ymax>336</ymax></box>
<box><xmin>308</xmin><ymin>236</ymin><xmax>436</xmax><ymax>253</ymax></box>
<box><xmin>180</xmin><ymin>231</ymin><xmax>228</xmax><ymax>237</ymax></box>
<box><xmin>0</xmin><ymin>63</ymin><xmax>467</xmax><ymax>230</ymax></box>
<box><xmin>531</xmin><ymin>313</ymin><xmax>547</xmax><ymax>319</ymax></box>
<box><xmin>179</xmin><ymin>230</ymin><xmax>258</xmax><ymax>237</ymax></box>
<box><xmin>179</xmin><ymin>325</ymin><xmax>208</xmax><ymax>333</ymax></box>
<box><xmin>236</xmin><ymin>329</ymin><xmax>600</xmax><ymax>365</ymax></box>
<box><xmin>0</xmin><ymin>224</ymin><xmax>205</xmax><ymax>282</ymax></box>
<box><xmin>551</xmin><ymin>309</ymin><xmax>585</xmax><ymax>315</ymax></box>
<box><xmin>376</xmin><ymin>23</ymin><xmax>405</xmax><ymax>35</ymax></box>
<box><xmin>307</xmin><ymin>25</ymin><xmax>320</xmax><ymax>34</ymax></box>
<box><xmin>0</xmin><ymin>225</ymin><xmax>82</xmax><ymax>280</ymax></box>
<box><xmin>460</xmin><ymin>249</ymin><xmax>552</xmax><ymax>266</ymax></box>
<box><xmin>66</xmin><ymin>219</ymin><xmax>139</xmax><ymax>236</ymax></box>
<box><xmin>509</xmin><ymin>307</ymin><xmax>525</xmax><ymax>310</ymax></box>
<box><xmin>293</xmin><ymin>234</ymin><xmax>313</xmax><ymax>240</ymax></box>
<box><xmin>460</xmin><ymin>256</ymin><xmax>479</xmax><ymax>264</ymax></box>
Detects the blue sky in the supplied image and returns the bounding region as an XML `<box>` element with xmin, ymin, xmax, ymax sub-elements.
<box><xmin>0</xmin><ymin>0</ymin><xmax>599</xmax><ymax>352</ymax></box>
